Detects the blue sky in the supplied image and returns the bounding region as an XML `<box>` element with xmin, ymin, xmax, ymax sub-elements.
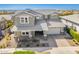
<box><xmin>0</xmin><ymin>4</ymin><xmax>79</xmax><ymax>10</ymax></box>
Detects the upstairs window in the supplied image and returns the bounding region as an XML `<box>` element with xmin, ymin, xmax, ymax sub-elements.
<box><xmin>20</xmin><ymin>17</ymin><xmax>24</xmax><ymax>23</ymax></box>
<box><xmin>26</xmin><ymin>32</ymin><xmax>29</xmax><ymax>34</ymax></box>
<box><xmin>25</xmin><ymin>18</ymin><xmax>27</xmax><ymax>22</ymax></box>
<box><xmin>21</xmin><ymin>17</ymin><xmax>24</xmax><ymax>20</ymax></box>
<box><xmin>20</xmin><ymin>17</ymin><xmax>29</xmax><ymax>24</ymax></box>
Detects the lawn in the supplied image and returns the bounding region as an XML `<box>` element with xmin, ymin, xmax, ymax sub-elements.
<box><xmin>13</xmin><ymin>50</ymin><xmax>35</xmax><ymax>54</ymax></box>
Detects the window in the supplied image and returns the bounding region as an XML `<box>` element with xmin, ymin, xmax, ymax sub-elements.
<box><xmin>21</xmin><ymin>31</ymin><xmax>29</xmax><ymax>36</ymax></box>
<box><xmin>21</xmin><ymin>19</ymin><xmax>24</xmax><ymax>23</ymax></box>
<box><xmin>21</xmin><ymin>17</ymin><xmax>24</xmax><ymax>20</ymax></box>
<box><xmin>26</xmin><ymin>32</ymin><xmax>28</xmax><ymax>34</ymax></box>
<box><xmin>20</xmin><ymin>17</ymin><xmax>25</xmax><ymax>24</ymax></box>
<box><xmin>20</xmin><ymin>17</ymin><xmax>29</xmax><ymax>24</ymax></box>
<box><xmin>25</xmin><ymin>18</ymin><xmax>27</xmax><ymax>22</ymax></box>
<box><xmin>22</xmin><ymin>32</ymin><xmax>25</xmax><ymax>35</ymax></box>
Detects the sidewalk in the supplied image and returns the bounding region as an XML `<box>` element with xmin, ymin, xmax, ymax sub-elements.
<box><xmin>0</xmin><ymin>46</ymin><xmax>79</xmax><ymax>54</ymax></box>
<box><xmin>43</xmin><ymin>46</ymin><xmax>79</xmax><ymax>54</ymax></box>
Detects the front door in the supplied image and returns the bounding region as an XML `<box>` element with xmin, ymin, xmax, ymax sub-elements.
<box><xmin>35</xmin><ymin>31</ymin><xmax>43</xmax><ymax>36</ymax></box>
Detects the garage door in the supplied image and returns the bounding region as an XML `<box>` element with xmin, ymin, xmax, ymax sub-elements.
<box><xmin>47</xmin><ymin>28</ymin><xmax>60</xmax><ymax>34</ymax></box>
<box><xmin>35</xmin><ymin>31</ymin><xmax>43</xmax><ymax>36</ymax></box>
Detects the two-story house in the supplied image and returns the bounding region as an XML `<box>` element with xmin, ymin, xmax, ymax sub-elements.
<box><xmin>12</xmin><ymin>10</ymin><xmax>65</xmax><ymax>42</ymax></box>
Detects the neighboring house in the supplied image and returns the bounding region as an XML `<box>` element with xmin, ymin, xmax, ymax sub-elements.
<box><xmin>0</xmin><ymin>16</ymin><xmax>7</xmax><ymax>30</ymax></box>
<box><xmin>34</xmin><ymin>9</ymin><xmax>60</xmax><ymax>20</ymax></box>
<box><xmin>60</xmin><ymin>14</ymin><xmax>79</xmax><ymax>32</ymax></box>
<box><xmin>0</xmin><ymin>15</ymin><xmax>13</xmax><ymax>36</ymax></box>
<box><xmin>0</xmin><ymin>16</ymin><xmax>6</xmax><ymax>39</ymax></box>
<box><xmin>12</xmin><ymin>9</ymin><xmax>65</xmax><ymax>41</ymax></box>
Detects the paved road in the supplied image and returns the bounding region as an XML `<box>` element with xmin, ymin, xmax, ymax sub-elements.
<box><xmin>0</xmin><ymin>46</ymin><xmax>79</xmax><ymax>54</ymax></box>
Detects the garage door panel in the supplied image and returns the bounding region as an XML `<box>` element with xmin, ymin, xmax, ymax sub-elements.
<box><xmin>47</xmin><ymin>28</ymin><xmax>60</xmax><ymax>34</ymax></box>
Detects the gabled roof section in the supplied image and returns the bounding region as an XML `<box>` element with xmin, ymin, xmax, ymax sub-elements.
<box><xmin>13</xmin><ymin>10</ymin><xmax>35</xmax><ymax>17</ymax></box>
<box><xmin>0</xmin><ymin>16</ymin><xmax>6</xmax><ymax>22</ymax></box>
<box><xmin>26</xmin><ymin>9</ymin><xmax>43</xmax><ymax>16</ymax></box>
<box><xmin>13</xmin><ymin>9</ymin><xmax>43</xmax><ymax>17</ymax></box>
<box><xmin>0</xmin><ymin>15</ymin><xmax>12</xmax><ymax>20</ymax></box>
<box><xmin>13</xmin><ymin>11</ymin><xmax>34</xmax><ymax>17</ymax></box>
<box><xmin>0</xmin><ymin>16</ymin><xmax>3</xmax><ymax>21</ymax></box>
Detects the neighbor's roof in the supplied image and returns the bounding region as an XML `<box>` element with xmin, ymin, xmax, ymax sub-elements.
<box><xmin>34</xmin><ymin>9</ymin><xmax>59</xmax><ymax>15</ymax></box>
<box><xmin>60</xmin><ymin>14</ymin><xmax>79</xmax><ymax>25</ymax></box>
<box><xmin>0</xmin><ymin>14</ymin><xmax>13</xmax><ymax>20</ymax></box>
<box><xmin>0</xmin><ymin>16</ymin><xmax>6</xmax><ymax>21</ymax></box>
<box><xmin>0</xmin><ymin>16</ymin><xmax>3</xmax><ymax>21</ymax></box>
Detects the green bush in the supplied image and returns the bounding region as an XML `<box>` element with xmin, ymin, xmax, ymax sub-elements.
<box><xmin>13</xmin><ymin>50</ymin><xmax>35</xmax><ymax>54</ymax></box>
<box><xmin>6</xmin><ymin>20</ymin><xmax>13</xmax><ymax>28</ymax></box>
<box><xmin>66</xmin><ymin>28</ymin><xmax>79</xmax><ymax>42</ymax></box>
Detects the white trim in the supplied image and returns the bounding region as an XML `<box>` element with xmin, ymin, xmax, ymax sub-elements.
<box><xmin>36</xmin><ymin>16</ymin><xmax>40</xmax><ymax>19</ymax></box>
<box><xmin>21</xmin><ymin>31</ymin><xmax>29</xmax><ymax>36</ymax></box>
<box><xmin>24</xmin><ymin>17</ymin><xmax>29</xmax><ymax>24</ymax></box>
<box><xmin>20</xmin><ymin>17</ymin><xmax>25</xmax><ymax>24</ymax></box>
<box><xmin>20</xmin><ymin>16</ymin><xmax>29</xmax><ymax>24</ymax></box>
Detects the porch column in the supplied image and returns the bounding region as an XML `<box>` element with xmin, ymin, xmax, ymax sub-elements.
<box><xmin>44</xmin><ymin>34</ymin><xmax>47</xmax><ymax>40</ymax></box>
<box><xmin>43</xmin><ymin>31</ymin><xmax>47</xmax><ymax>40</ymax></box>
<box><xmin>29</xmin><ymin>32</ymin><xmax>32</xmax><ymax>38</ymax></box>
<box><xmin>44</xmin><ymin>34</ymin><xmax>47</xmax><ymax>37</ymax></box>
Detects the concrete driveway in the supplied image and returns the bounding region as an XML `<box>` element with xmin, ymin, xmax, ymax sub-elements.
<box><xmin>52</xmin><ymin>35</ymin><xmax>70</xmax><ymax>47</ymax></box>
<box><xmin>47</xmin><ymin>35</ymin><xmax>58</xmax><ymax>47</ymax></box>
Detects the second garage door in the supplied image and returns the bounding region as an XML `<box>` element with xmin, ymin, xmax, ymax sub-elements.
<box><xmin>46</xmin><ymin>28</ymin><xmax>61</xmax><ymax>34</ymax></box>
